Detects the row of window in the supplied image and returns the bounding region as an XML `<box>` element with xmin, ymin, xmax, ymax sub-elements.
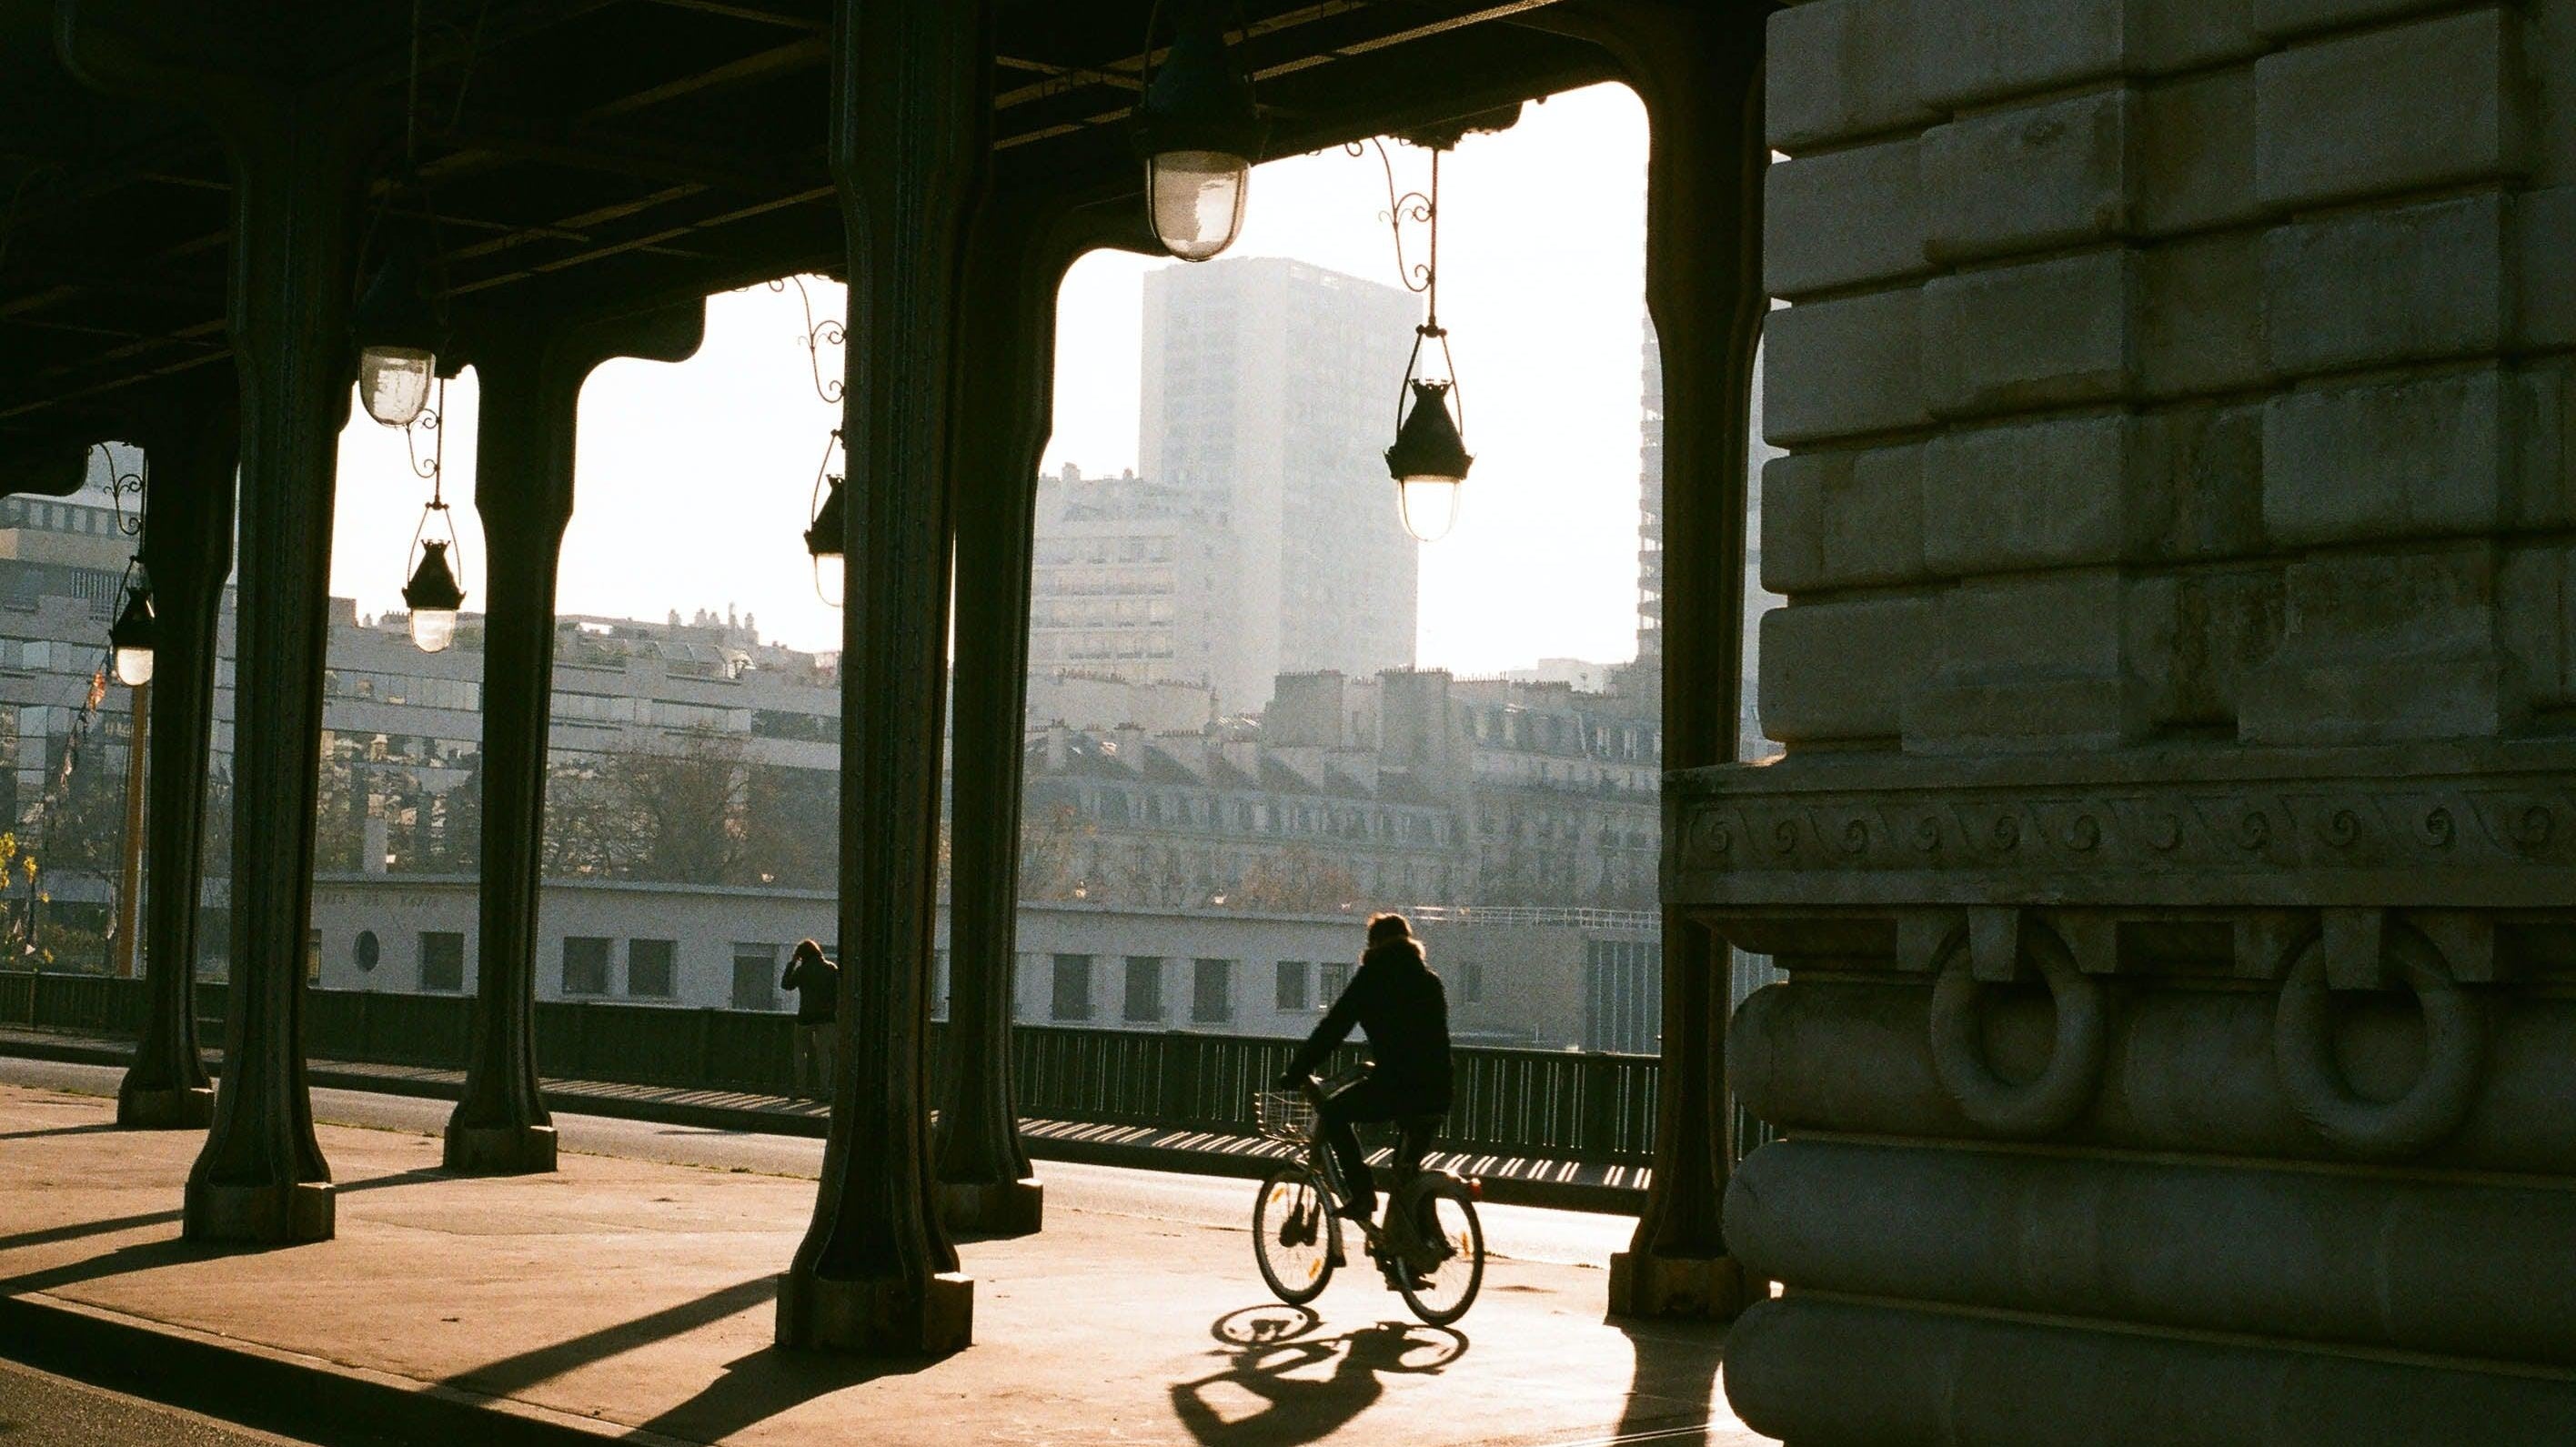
<box><xmin>0</xmin><ymin>638</ymin><xmax>68</xmax><ymax>673</ymax></box>
<box><xmin>357</xmin><ymin>929</ymin><xmax>775</xmax><ymax>1004</ymax></box>
<box><xmin>1031</xmin><ymin>595</ymin><xmax>1179</xmax><ymax>628</ymax></box>
<box><xmin>327</xmin><ymin>669</ymin><xmax>479</xmax><ymax>712</ymax></box>
<box><xmin>0</xmin><ymin>498</ymin><xmax>120</xmax><ymax>536</ymax></box>
<box><xmin>1048</xmin><ymin>956</ymin><xmax>1394</xmax><ymax>1025</ymax></box>
<box><xmin>1064</xmin><ymin>786</ymin><xmax>1454</xmax><ymax>846</ymax></box>
<box><xmin>1032</xmin><ymin>536</ymin><xmax>1175</xmax><ymax>567</ymax></box>
<box><xmin>354</xmin><ymin>930</ymin><xmax>1487</xmax><ymax>1021</ymax></box>
<box><xmin>560</xmin><ymin>936</ymin><xmax>679</xmax><ymax>998</ymax></box>
<box><xmin>1031</xmin><ymin>564</ymin><xmax>1176</xmax><ymax>598</ymax></box>
<box><xmin>552</xmin><ymin>690</ymin><xmax>750</xmax><ymax>732</ymax></box>
<box><xmin>1052</xmin><ymin>953</ymin><xmax>1256</xmax><ymax>1026</ymax></box>
<box><xmin>1031</xmin><ymin>631</ymin><xmax>1178</xmax><ymax>663</ymax></box>
<box><xmin>1470</xmin><ymin>708</ymin><xmax>1661</xmax><ymax>762</ymax></box>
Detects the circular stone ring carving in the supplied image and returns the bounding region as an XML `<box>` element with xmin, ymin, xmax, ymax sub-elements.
<box><xmin>1927</xmin><ymin>928</ymin><xmax>2107</xmax><ymax>1138</ymax></box>
<box><xmin>2272</xmin><ymin>931</ymin><xmax>2485</xmax><ymax>1160</ymax></box>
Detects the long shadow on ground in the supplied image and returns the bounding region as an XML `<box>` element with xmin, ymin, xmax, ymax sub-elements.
<box><xmin>1169</xmin><ymin>1304</ymin><xmax>1467</xmax><ymax>1447</ymax></box>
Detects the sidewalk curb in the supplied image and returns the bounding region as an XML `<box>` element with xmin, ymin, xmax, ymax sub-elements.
<box><xmin>0</xmin><ymin>1291</ymin><xmax>694</xmax><ymax>1447</ymax></box>
<box><xmin>0</xmin><ymin>1038</ymin><xmax>1645</xmax><ymax>1215</ymax></box>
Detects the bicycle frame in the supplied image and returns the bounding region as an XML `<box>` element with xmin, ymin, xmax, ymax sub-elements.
<box><xmin>1294</xmin><ymin>1078</ymin><xmax>1438</xmax><ymax>1260</ymax></box>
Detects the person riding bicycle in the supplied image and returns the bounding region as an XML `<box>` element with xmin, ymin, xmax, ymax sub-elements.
<box><xmin>1273</xmin><ymin>912</ymin><xmax>1454</xmax><ymax>1249</ymax></box>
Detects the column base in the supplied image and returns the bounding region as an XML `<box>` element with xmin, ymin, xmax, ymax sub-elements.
<box><xmin>1606</xmin><ymin>1250</ymin><xmax>1749</xmax><ymax>1321</ymax></box>
<box><xmin>442</xmin><ymin>1121</ymin><xmax>559</xmax><ymax>1176</ymax></box>
<box><xmin>776</xmin><ymin>1271</ymin><xmax>973</xmax><ymax>1356</ymax></box>
<box><xmin>116</xmin><ymin>1083</ymin><xmax>214</xmax><ymax>1130</ymax></box>
<box><xmin>184</xmin><ymin>1181</ymin><xmax>334</xmax><ymax>1245</ymax></box>
<box><xmin>936</xmin><ymin>1177</ymin><xmax>1042</xmax><ymax>1238</ymax></box>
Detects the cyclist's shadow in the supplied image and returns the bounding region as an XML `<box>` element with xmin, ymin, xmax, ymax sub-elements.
<box><xmin>1171</xmin><ymin>1305</ymin><xmax>1469</xmax><ymax>1447</ymax></box>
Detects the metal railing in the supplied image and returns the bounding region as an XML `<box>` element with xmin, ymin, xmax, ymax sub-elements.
<box><xmin>1397</xmin><ymin>905</ymin><xmax>1658</xmax><ymax>931</ymax></box>
<box><xmin>1</xmin><ymin>969</ymin><xmax>1756</xmax><ymax>1171</ymax></box>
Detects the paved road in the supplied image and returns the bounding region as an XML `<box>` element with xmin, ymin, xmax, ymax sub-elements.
<box><xmin>0</xmin><ymin>1057</ymin><xmax>1634</xmax><ymax>1269</ymax></box>
<box><xmin>0</xmin><ymin>1358</ymin><xmax>325</xmax><ymax>1447</ymax></box>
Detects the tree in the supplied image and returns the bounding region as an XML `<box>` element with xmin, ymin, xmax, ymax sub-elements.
<box><xmin>541</xmin><ymin>729</ymin><xmax>754</xmax><ymax>884</ymax></box>
<box><xmin>36</xmin><ymin>729</ymin><xmax>126</xmax><ymax>879</ymax></box>
<box><xmin>1233</xmin><ymin>847</ymin><xmax>1362</xmax><ymax>914</ymax></box>
<box><xmin>605</xmin><ymin>729</ymin><xmax>751</xmax><ymax>882</ymax></box>
<box><xmin>744</xmin><ymin>763</ymin><xmax>835</xmax><ymax>889</ymax></box>
<box><xmin>1016</xmin><ymin>799</ymin><xmax>1092</xmax><ymax>901</ymax></box>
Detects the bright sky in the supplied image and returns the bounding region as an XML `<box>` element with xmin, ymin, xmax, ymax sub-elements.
<box><xmin>326</xmin><ymin>82</ymin><xmax>1653</xmax><ymax>676</ymax></box>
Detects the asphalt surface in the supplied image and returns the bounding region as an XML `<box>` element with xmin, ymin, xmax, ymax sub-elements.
<box><xmin>0</xmin><ymin>1057</ymin><xmax>1635</xmax><ymax>1269</ymax></box>
<box><xmin>0</xmin><ymin>1359</ymin><xmax>318</xmax><ymax>1447</ymax></box>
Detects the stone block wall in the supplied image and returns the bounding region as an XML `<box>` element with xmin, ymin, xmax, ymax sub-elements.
<box><xmin>1698</xmin><ymin>2</ymin><xmax>2576</xmax><ymax>1441</ymax></box>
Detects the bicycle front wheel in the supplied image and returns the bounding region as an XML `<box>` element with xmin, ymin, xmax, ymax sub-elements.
<box><xmin>1253</xmin><ymin>1165</ymin><xmax>1339</xmax><ymax>1305</ymax></box>
<box><xmin>1395</xmin><ymin>1177</ymin><xmax>1484</xmax><ymax>1325</ymax></box>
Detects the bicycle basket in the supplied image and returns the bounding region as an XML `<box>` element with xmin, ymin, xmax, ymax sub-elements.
<box><xmin>1253</xmin><ymin>1089</ymin><xmax>1316</xmax><ymax>1143</ymax></box>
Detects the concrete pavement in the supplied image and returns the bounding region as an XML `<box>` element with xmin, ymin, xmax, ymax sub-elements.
<box><xmin>0</xmin><ymin>1080</ymin><xmax>1761</xmax><ymax>1446</ymax></box>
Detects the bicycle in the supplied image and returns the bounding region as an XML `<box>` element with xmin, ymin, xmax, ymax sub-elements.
<box><xmin>1248</xmin><ymin>1070</ymin><xmax>1487</xmax><ymax>1326</ymax></box>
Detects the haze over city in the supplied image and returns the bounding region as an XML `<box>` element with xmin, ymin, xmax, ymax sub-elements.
<box><xmin>322</xmin><ymin>83</ymin><xmax>1654</xmax><ymax>678</ymax></box>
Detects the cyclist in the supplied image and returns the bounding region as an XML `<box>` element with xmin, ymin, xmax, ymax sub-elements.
<box><xmin>1273</xmin><ymin>912</ymin><xmax>1454</xmax><ymax>1270</ymax></box>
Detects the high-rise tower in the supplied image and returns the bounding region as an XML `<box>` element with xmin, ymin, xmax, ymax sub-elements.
<box><xmin>1138</xmin><ymin>256</ymin><xmax>1423</xmax><ymax>714</ymax></box>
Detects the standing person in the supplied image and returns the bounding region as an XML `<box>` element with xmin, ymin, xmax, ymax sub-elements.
<box><xmin>1274</xmin><ymin>913</ymin><xmax>1454</xmax><ymax>1227</ymax></box>
<box><xmin>781</xmin><ymin>939</ymin><xmax>839</xmax><ymax>1100</ymax></box>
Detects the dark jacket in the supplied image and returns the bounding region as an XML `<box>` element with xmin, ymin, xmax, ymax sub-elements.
<box><xmin>781</xmin><ymin>951</ymin><xmax>839</xmax><ymax>1025</ymax></box>
<box><xmin>1288</xmin><ymin>939</ymin><xmax>1453</xmax><ymax>1109</ymax></box>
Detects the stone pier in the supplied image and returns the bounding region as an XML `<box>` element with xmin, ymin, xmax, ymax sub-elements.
<box><xmin>1706</xmin><ymin>2</ymin><xmax>2576</xmax><ymax>1442</ymax></box>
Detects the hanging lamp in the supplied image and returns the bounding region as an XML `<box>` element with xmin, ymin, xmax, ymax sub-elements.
<box><xmin>353</xmin><ymin>232</ymin><xmax>442</xmax><ymax>427</ymax></box>
<box><xmin>1132</xmin><ymin>1</ymin><xmax>1265</xmax><ymax>262</ymax></box>
<box><xmin>1387</xmin><ymin>377</ymin><xmax>1472</xmax><ymax>541</ymax></box>
<box><xmin>1367</xmin><ymin>140</ymin><xmax>1473</xmax><ymax>541</ymax></box>
<box><xmin>403</xmin><ymin>535</ymin><xmax>465</xmax><ymax>653</ymax></box>
<box><xmin>802</xmin><ymin>428</ymin><xmax>846</xmax><ymax>606</ymax></box>
<box><xmin>399</xmin><ymin>377</ymin><xmax>466</xmax><ymax>652</ymax></box>
<box><xmin>108</xmin><ymin>574</ymin><xmax>156</xmax><ymax>687</ymax></box>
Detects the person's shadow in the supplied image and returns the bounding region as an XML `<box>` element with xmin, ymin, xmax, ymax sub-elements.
<box><xmin>1170</xmin><ymin>1305</ymin><xmax>1468</xmax><ymax>1447</ymax></box>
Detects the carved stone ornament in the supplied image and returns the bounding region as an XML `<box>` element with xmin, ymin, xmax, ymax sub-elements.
<box><xmin>1672</xmin><ymin>740</ymin><xmax>2576</xmax><ymax>910</ymax></box>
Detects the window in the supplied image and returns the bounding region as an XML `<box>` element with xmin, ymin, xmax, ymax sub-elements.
<box><xmin>1463</xmin><ymin>961</ymin><xmax>1484</xmax><ymax>1005</ymax></box>
<box><xmin>419</xmin><ymin>931</ymin><xmax>465</xmax><ymax>993</ymax></box>
<box><xmin>1320</xmin><ymin>960</ymin><xmax>1351</xmax><ymax>1003</ymax></box>
<box><xmin>1274</xmin><ymin>960</ymin><xmax>1309</xmax><ymax>1012</ymax></box>
<box><xmin>731</xmin><ymin>944</ymin><xmax>780</xmax><ymax>1010</ymax></box>
<box><xmin>1123</xmin><ymin>956</ymin><xmax>1163</xmax><ymax>1024</ymax></box>
<box><xmin>353</xmin><ymin>929</ymin><xmax>380</xmax><ymax>973</ymax></box>
<box><xmin>1192</xmin><ymin>958</ymin><xmax>1234</xmax><ymax>1025</ymax></box>
<box><xmin>306</xmin><ymin>929</ymin><xmax>322</xmax><ymax>986</ymax></box>
<box><xmin>562</xmin><ymin>937</ymin><xmax>612</xmax><ymax>996</ymax></box>
<box><xmin>629</xmin><ymin>939</ymin><xmax>677</xmax><ymax>999</ymax></box>
<box><xmin>1052</xmin><ymin>954</ymin><xmax>1093</xmax><ymax>1021</ymax></box>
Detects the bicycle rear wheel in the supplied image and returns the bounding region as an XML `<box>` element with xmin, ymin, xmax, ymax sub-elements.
<box><xmin>1394</xmin><ymin>1177</ymin><xmax>1484</xmax><ymax>1325</ymax></box>
<box><xmin>1253</xmin><ymin>1165</ymin><xmax>1339</xmax><ymax>1305</ymax></box>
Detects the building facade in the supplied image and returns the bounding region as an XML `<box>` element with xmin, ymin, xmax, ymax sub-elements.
<box><xmin>307</xmin><ymin>874</ymin><xmax>1651</xmax><ymax>1052</ymax></box>
<box><xmin>1018</xmin><ymin>664</ymin><xmax>1660</xmax><ymax>919</ymax></box>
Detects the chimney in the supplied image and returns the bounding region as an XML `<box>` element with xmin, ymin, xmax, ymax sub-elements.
<box><xmin>1265</xmin><ymin>671</ymin><xmax>1347</xmax><ymax>748</ymax></box>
